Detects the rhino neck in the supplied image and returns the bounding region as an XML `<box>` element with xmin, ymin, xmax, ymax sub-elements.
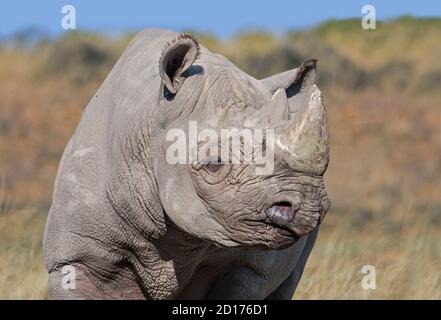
<box><xmin>107</xmin><ymin>187</ymin><xmax>217</xmax><ymax>299</ymax></box>
<box><xmin>106</xmin><ymin>121</ymin><xmax>166</xmax><ymax>240</ymax></box>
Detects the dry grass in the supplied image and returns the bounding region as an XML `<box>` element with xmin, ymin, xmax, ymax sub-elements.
<box><xmin>0</xmin><ymin>207</ymin><xmax>439</xmax><ymax>299</ymax></box>
<box><xmin>295</xmin><ymin>208</ymin><xmax>441</xmax><ymax>299</ymax></box>
<box><xmin>0</xmin><ymin>209</ymin><xmax>48</xmax><ymax>299</ymax></box>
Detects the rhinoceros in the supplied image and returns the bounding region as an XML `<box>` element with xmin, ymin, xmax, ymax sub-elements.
<box><xmin>43</xmin><ymin>29</ymin><xmax>330</xmax><ymax>300</ymax></box>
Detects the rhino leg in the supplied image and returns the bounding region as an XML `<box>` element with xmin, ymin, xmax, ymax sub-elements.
<box><xmin>266</xmin><ymin>228</ymin><xmax>319</xmax><ymax>300</ymax></box>
<box><xmin>47</xmin><ymin>263</ymin><xmax>145</xmax><ymax>300</ymax></box>
<box><xmin>205</xmin><ymin>228</ymin><xmax>319</xmax><ymax>300</ymax></box>
<box><xmin>205</xmin><ymin>266</ymin><xmax>269</xmax><ymax>299</ymax></box>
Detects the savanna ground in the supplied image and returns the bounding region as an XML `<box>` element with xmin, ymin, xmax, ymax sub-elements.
<box><xmin>0</xmin><ymin>17</ymin><xmax>440</xmax><ymax>299</ymax></box>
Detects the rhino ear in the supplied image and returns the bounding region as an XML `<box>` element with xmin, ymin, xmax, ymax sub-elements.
<box><xmin>159</xmin><ymin>34</ymin><xmax>200</xmax><ymax>95</ymax></box>
<box><xmin>261</xmin><ymin>59</ymin><xmax>317</xmax><ymax>98</ymax></box>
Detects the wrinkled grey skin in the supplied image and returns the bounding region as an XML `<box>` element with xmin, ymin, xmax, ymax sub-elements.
<box><xmin>43</xmin><ymin>29</ymin><xmax>331</xmax><ymax>299</ymax></box>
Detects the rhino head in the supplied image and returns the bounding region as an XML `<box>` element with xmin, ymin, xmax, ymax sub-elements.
<box><xmin>145</xmin><ymin>34</ymin><xmax>330</xmax><ymax>249</ymax></box>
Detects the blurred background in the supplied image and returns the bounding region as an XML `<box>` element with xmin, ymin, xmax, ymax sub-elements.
<box><xmin>0</xmin><ymin>1</ymin><xmax>440</xmax><ymax>299</ymax></box>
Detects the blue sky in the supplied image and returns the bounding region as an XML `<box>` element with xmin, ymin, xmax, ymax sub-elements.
<box><xmin>1</xmin><ymin>0</ymin><xmax>440</xmax><ymax>38</ymax></box>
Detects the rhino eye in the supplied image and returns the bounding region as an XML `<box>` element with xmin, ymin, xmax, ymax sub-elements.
<box><xmin>205</xmin><ymin>157</ymin><xmax>223</xmax><ymax>173</ymax></box>
<box><xmin>206</xmin><ymin>162</ymin><xmax>223</xmax><ymax>173</ymax></box>
<box><xmin>197</xmin><ymin>157</ymin><xmax>232</xmax><ymax>184</ymax></box>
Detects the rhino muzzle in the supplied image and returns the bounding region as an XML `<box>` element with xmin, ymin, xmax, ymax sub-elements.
<box><xmin>255</xmin><ymin>63</ymin><xmax>331</xmax><ymax>240</ymax></box>
<box><xmin>265</xmin><ymin>193</ymin><xmax>330</xmax><ymax>238</ymax></box>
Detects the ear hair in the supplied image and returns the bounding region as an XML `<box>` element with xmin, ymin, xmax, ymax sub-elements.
<box><xmin>286</xmin><ymin>59</ymin><xmax>317</xmax><ymax>98</ymax></box>
<box><xmin>261</xmin><ymin>59</ymin><xmax>317</xmax><ymax>97</ymax></box>
<box><xmin>159</xmin><ymin>33</ymin><xmax>200</xmax><ymax>95</ymax></box>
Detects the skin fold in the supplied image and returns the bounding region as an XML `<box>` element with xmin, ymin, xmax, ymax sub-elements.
<box><xmin>43</xmin><ymin>29</ymin><xmax>331</xmax><ymax>299</ymax></box>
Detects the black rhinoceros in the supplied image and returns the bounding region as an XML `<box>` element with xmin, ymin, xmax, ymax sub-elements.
<box><xmin>43</xmin><ymin>29</ymin><xmax>330</xmax><ymax>299</ymax></box>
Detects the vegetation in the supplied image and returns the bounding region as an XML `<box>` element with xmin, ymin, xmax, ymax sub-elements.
<box><xmin>0</xmin><ymin>16</ymin><xmax>440</xmax><ymax>299</ymax></box>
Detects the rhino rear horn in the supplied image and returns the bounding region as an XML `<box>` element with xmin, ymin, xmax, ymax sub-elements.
<box><xmin>268</xmin><ymin>88</ymin><xmax>290</xmax><ymax>124</ymax></box>
<box><xmin>159</xmin><ymin>34</ymin><xmax>200</xmax><ymax>95</ymax></box>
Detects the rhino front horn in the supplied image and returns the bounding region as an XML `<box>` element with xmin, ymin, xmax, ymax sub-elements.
<box><xmin>276</xmin><ymin>84</ymin><xmax>330</xmax><ymax>175</ymax></box>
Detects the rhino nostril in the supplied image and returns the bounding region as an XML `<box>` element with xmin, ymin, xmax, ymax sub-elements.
<box><xmin>266</xmin><ymin>201</ymin><xmax>295</xmax><ymax>225</ymax></box>
<box><xmin>273</xmin><ymin>201</ymin><xmax>292</xmax><ymax>215</ymax></box>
